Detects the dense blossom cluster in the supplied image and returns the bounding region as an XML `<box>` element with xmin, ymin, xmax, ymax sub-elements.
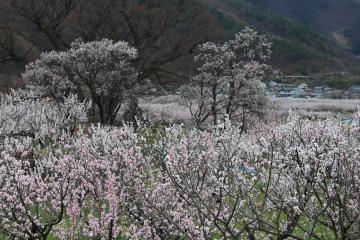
<box><xmin>0</xmin><ymin>88</ymin><xmax>359</xmax><ymax>239</ymax></box>
<box><xmin>182</xmin><ymin>27</ymin><xmax>272</xmax><ymax>127</ymax></box>
<box><xmin>250</xmin><ymin>112</ymin><xmax>360</xmax><ymax>239</ymax></box>
<box><xmin>0</xmin><ymin>90</ymin><xmax>89</xmax><ymax>142</ymax></box>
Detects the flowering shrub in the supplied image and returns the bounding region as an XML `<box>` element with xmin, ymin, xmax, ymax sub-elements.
<box><xmin>0</xmin><ymin>137</ymin><xmax>79</xmax><ymax>239</ymax></box>
<box><xmin>137</xmin><ymin>124</ymin><xmax>262</xmax><ymax>239</ymax></box>
<box><xmin>253</xmin><ymin>112</ymin><xmax>360</xmax><ymax>239</ymax></box>
<box><xmin>55</xmin><ymin>125</ymin><xmax>148</xmax><ymax>239</ymax></box>
<box><xmin>0</xmin><ymin>89</ymin><xmax>359</xmax><ymax>239</ymax></box>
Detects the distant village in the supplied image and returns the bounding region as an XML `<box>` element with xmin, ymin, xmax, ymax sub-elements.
<box><xmin>267</xmin><ymin>81</ymin><xmax>360</xmax><ymax>99</ymax></box>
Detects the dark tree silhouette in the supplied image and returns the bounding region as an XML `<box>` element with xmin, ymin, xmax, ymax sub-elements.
<box><xmin>72</xmin><ymin>0</ymin><xmax>221</xmax><ymax>84</ymax></box>
<box><xmin>8</xmin><ymin>0</ymin><xmax>80</xmax><ymax>50</ymax></box>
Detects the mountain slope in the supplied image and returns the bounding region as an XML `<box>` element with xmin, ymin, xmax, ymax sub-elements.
<box><xmin>249</xmin><ymin>0</ymin><xmax>360</xmax><ymax>52</ymax></box>
<box><xmin>209</xmin><ymin>0</ymin><xmax>357</xmax><ymax>74</ymax></box>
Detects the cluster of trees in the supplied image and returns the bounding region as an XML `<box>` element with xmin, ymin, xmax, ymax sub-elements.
<box><xmin>18</xmin><ymin>26</ymin><xmax>271</xmax><ymax>127</ymax></box>
<box><xmin>0</xmin><ymin>89</ymin><xmax>359</xmax><ymax>239</ymax></box>
<box><xmin>1</xmin><ymin>0</ymin><xmax>272</xmax><ymax>128</ymax></box>
<box><xmin>0</xmin><ymin>0</ymin><xmax>218</xmax><ymax>82</ymax></box>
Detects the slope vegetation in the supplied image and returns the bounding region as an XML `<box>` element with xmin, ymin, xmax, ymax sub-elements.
<box><xmin>210</xmin><ymin>0</ymin><xmax>357</xmax><ymax>74</ymax></box>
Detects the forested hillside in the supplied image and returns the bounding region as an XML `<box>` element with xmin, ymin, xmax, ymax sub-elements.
<box><xmin>209</xmin><ymin>0</ymin><xmax>358</xmax><ymax>74</ymax></box>
<box><xmin>248</xmin><ymin>0</ymin><xmax>360</xmax><ymax>52</ymax></box>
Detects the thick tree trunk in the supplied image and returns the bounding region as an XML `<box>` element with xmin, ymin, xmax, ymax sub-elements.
<box><xmin>212</xmin><ymin>85</ymin><xmax>217</xmax><ymax>125</ymax></box>
<box><xmin>226</xmin><ymin>81</ymin><xmax>235</xmax><ymax>118</ymax></box>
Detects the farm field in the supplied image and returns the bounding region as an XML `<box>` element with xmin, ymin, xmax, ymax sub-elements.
<box><xmin>140</xmin><ymin>95</ymin><xmax>360</xmax><ymax>122</ymax></box>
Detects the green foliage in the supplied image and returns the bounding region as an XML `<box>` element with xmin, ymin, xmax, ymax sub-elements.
<box><xmin>325</xmin><ymin>75</ymin><xmax>360</xmax><ymax>89</ymax></box>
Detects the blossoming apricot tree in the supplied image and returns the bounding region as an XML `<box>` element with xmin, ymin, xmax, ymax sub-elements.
<box><xmin>22</xmin><ymin>39</ymin><xmax>138</xmax><ymax>124</ymax></box>
<box><xmin>182</xmin><ymin>27</ymin><xmax>272</xmax><ymax>127</ymax></box>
